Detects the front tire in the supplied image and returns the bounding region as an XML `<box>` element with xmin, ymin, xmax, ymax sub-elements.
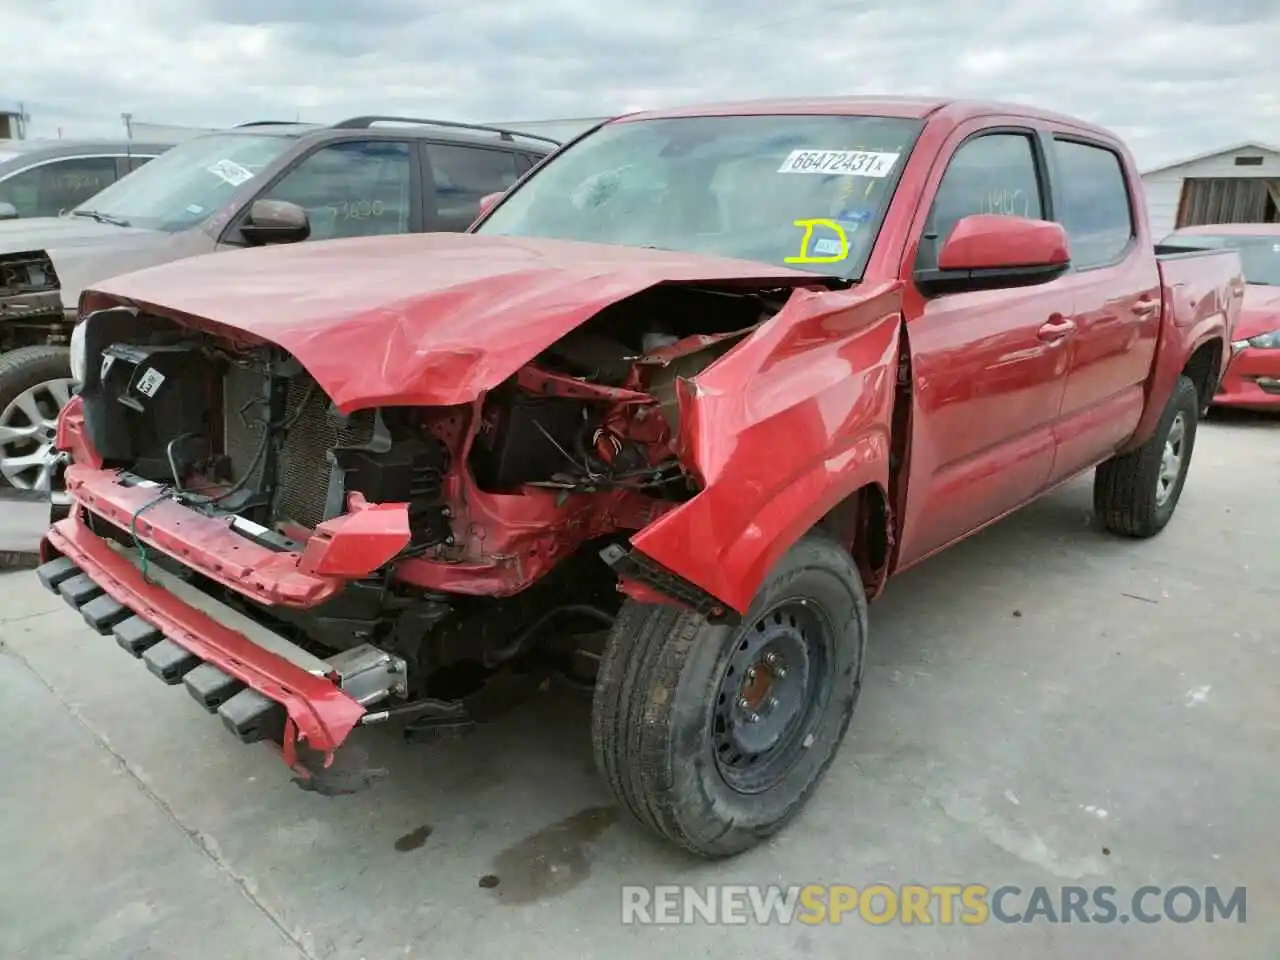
<box><xmin>1094</xmin><ymin>374</ymin><xmax>1199</xmax><ymax>538</ymax></box>
<box><xmin>0</xmin><ymin>346</ymin><xmax>74</xmax><ymax>491</ymax></box>
<box><xmin>591</xmin><ymin>534</ymin><xmax>868</xmax><ymax>857</ymax></box>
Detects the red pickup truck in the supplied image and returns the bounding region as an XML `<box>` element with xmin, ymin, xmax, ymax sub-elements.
<box><xmin>38</xmin><ymin>97</ymin><xmax>1241</xmax><ymax>857</ymax></box>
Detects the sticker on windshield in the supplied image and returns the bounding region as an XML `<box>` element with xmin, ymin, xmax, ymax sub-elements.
<box><xmin>206</xmin><ymin>159</ymin><xmax>255</xmax><ymax>187</ymax></box>
<box><xmin>786</xmin><ymin>218</ymin><xmax>848</xmax><ymax>264</ymax></box>
<box><xmin>777</xmin><ymin>149</ymin><xmax>900</xmax><ymax>177</ymax></box>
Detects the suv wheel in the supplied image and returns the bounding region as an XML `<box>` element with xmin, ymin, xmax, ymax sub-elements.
<box><xmin>0</xmin><ymin>346</ymin><xmax>74</xmax><ymax>491</ymax></box>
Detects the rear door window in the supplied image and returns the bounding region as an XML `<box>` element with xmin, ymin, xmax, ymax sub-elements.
<box><xmin>426</xmin><ymin>144</ymin><xmax>520</xmax><ymax>230</ymax></box>
<box><xmin>258</xmin><ymin>140</ymin><xmax>413</xmax><ymax>241</ymax></box>
<box><xmin>1051</xmin><ymin>139</ymin><xmax>1135</xmax><ymax>269</ymax></box>
<box><xmin>0</xmin><ymin>156</ymin><xmax>121</xmax><ymax>217</ymax></box>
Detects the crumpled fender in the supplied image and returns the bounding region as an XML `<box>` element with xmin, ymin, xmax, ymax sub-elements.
<box><xmin>630</xmin><ymin>281</ymin><xmax>904</xmax><ymax>614</ymax></box>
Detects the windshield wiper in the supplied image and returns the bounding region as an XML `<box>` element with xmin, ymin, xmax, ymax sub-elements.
<box><xmin>72</xmin><ymin>209</ymin><xmax>131</xmax><ymax>228</ymax></box>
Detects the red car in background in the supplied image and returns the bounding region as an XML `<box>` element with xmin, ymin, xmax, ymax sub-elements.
<box><xmin>1161</xmin><ymin>224</ymin><xmax>1280</xmax><ymax>411</ymax></box>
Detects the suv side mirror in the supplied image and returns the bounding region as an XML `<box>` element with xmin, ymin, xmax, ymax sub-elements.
<box><xmin>916</xmin><ymin>214</ymin><xmax>1070</xmax><ymax>297</ymax></box>
<box><xmin>241</xmin><ymin>199</ymin><xmax>310</xmax><ymax>245</ymax></box>
<box><xmin>0</xmin><ymin>201</ymin><xmax>18</xmax><ymax>221</ymax></box>
<box><xmin>477</xmin><ymin>191</ymin><xmax>504</xmax><ymax>217</ymax></box>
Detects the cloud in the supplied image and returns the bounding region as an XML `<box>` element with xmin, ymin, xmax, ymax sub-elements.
<box><xmin>2</xmin><ymin>0</ymin><xmax>1277</xmax><ymax>168</ymax></box>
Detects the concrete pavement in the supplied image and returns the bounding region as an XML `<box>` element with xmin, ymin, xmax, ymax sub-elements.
<box><xmin>1</xmin><ymin>413</ymin><xmax>1277</xmax><ymax>959</ymax></box>
<box><xmin>0</xmin><ymin>490</ymin><xmax>46</xmax><ymax>569</ymax></box>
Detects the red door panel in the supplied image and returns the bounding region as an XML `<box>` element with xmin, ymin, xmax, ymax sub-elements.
<box><xmin>891</xmin><ymin>123</ymin><xmax>1074</xmax><ymax>570</ymax></box>
<box><xmin>1044</xmin><ymin>136</ymin><xmax>1160</xmax><ymax>480</ymax></box>
<box><xmin>896</xmin><ymin>284</ymin><xmax>1070</xmax><ymax>566</ymax></box>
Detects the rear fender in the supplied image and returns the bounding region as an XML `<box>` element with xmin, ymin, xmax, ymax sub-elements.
<box><xmin>629</xmin><ymin>281</ymin><xmax>903</xmax><ymax>614</ymax></box>
<box><xmin>1121</xmin><ymin>296</ymin><xmax>1232</xmax><ymax>453</ymax></box>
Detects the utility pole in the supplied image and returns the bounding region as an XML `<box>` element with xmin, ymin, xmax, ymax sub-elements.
<box><xmin>121</xmin><ymin>112</ymin><xmax>133</xmax><ymax>140</ymax></box>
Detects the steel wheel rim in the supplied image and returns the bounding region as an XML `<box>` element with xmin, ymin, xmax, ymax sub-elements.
<box><xmin>0</xmin><ymin>377</ymin><xmax>73</xmax><ymax>490</ymax></box>
<box><xmin>1155</xmin><ymin>411</ymin><xmax>1186</xmax><ymax>507</ymax></box>
<box><xmin>711</xmin><ymin>600</ymin><xmax>834</xmax><ymax>795</ymax></box>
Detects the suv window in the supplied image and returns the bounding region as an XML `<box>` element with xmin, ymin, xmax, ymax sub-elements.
<box><xmin>0</xmin><ymin>156</ymin><xmax>121</xmax><ymax>218</ymax></box>
<box><xmin>1052</xmin><ymin>139</ymin><xmax>1134</xmax><ymax>269</ymax></box>
<box><xmin>918</xmin><ymin>133</ymin><xmax>1045</xmax><ymax>271</ymax></box>
<box><xmin>259</xmin><ymin>140</ymin><xmax>412</xmax><ymax>241</ymax></box>
<box><xmin>427</xmin><ymin>144</ymin><xmax>520</xmax><ymax>230</ymax></box>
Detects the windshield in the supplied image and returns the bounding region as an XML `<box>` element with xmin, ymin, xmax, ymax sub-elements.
<box><xmin>1162</xmin><ymin>232</ymin><xmax>1280</xmax><ymax>286</ymax></box>
<box><xmin>477</xmin><ymin>114</ymin><xmax>923</xmax><ymax>277</ymax></box>
<box><xmin>70</xmin><ymin>133</ymin><xmax>295</xmax><ymax>232</ymax></box>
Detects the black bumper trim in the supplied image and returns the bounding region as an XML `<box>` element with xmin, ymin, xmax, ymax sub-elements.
<box><xmin>113</xmin><ymin>616</ymin><xmax>163</xmax><ymax>657</ymax></box>
<box><xmin>58</xmin><ymin>572</ymin><xmax>103</xmax><ymax>607</ymax></box>
<box><xmin>184</xmin><ymin>663</ymin><xmax>246</xmax><ymax>713</ymax></box>
<box><xmin>142</xmin><ymin>639</ymin><xmax>202</xmax><ymax>684</ymax></box>
<box><xmin>80</xmin><ymin>593</ymin><xmax>130</xmax><ymax>634</ymax></box>
<box><xmin>35</xmin><ymin>556</ymin><xmax>286</xmax><ymax>747</ymax></box>
<box><xmin>218</xmin><ymin>688</ymin><xmax>287</xmax><ymax>744</ymax></box>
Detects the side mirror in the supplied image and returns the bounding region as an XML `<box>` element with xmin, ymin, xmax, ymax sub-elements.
<box><xmin>0</xmin><ymin>201</ymin><xmax>18</xmax><ymax>221</ymax></box>
<box><xmin>477</xmin><ymin>191</ymin><xmax>504</xmax><ymax>217</ymax></box>
<box><xmin>916</xmin><ymin>214</ymin><xmax>1070</xmax><ymax>297</ymax></box>
<box><xmin>241</xmin><ymin>199</ymin><xmax>310</xmax><ymax>245</ymax></box>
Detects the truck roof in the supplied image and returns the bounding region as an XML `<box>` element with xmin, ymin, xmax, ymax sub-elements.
<box><xmin>619</xmin><ymin>96</ymin><xmax>1112</xmax><ymax>137</ymax></box>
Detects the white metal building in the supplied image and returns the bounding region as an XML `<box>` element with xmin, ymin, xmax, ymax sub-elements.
<box><xmin>1141</xmin><ymin>141</ymin><xmax>1280</xmax><ymax>239</ymax></box>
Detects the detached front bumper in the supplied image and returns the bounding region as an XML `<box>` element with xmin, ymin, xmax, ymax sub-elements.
<box><xmin>39</xmin><ymin>511</ymin><xmax>370</xmax><ymax>765</ymax></box>
<box><xmin>1215</xmin><ymin>344</ymin><xmax>1280</xmax><ymax>410</ymax></box>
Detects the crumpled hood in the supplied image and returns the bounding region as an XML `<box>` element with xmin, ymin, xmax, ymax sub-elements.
<box><xmin>0</xmin><ymin>215</ymin><xmax>182</xmax><ymax>310</ymax></box>
<box><xmin>86</xmin><ymin>233</ymin><xmax>827</xmax><ymax>410</ymax></box>
<box><xmin>1237</xmin><ymin>284</ymin><xmax>1280</xmax><ymax>341</ymax></box>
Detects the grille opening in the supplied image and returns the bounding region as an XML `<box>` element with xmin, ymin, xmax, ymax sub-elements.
<box><xmin>221</xmin><ymin>365</ymin><xmax>375</xmax><ymax>530</ymax></box>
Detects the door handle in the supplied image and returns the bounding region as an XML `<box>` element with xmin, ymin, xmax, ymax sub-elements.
<box><xmin>1038</xmin><ymin>316</ymin><xmax>1076</xmax><ymax>342</ymax></box>
<box><xmin>1131</xmin><ymin>298</ymin><xmax>1160</xmax><ymax>319</ymax></box>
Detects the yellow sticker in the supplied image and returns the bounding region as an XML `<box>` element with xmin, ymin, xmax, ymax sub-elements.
<box><xmin>786</xmin><ymin>218</ymin><xmax>848</xmax><ymax>264</ymax></box>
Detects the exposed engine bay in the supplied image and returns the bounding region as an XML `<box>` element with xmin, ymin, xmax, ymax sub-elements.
<box><xmin>67</xmin><ymin>282</ymin><xmax>795</xmax><ymax>710</ymax></box>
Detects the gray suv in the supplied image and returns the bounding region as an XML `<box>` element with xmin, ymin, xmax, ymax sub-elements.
<box><xmin>0</xmin><ymin>139</ymin><xmax>172</xmax><ymax>221</ymax></box>
<box><xmin>0</xmin><ymin>116</ymin><xmax>559</xmax><ymax>490</ymax></box>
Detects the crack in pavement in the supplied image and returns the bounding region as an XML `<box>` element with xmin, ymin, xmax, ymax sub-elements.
<box><xmin>3</xmin><ymin>645</ymin><xmax>318</xmax><ymax>960</ymax></box>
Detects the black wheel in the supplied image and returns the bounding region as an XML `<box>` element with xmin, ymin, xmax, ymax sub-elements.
<box><xmin>1094</xmin><ymin>374</ymin><xmax>1199</xmax><ymax>538</ymax></box>
<box><xmin>0</xmin><ymin>346</ymin><xmax>74</xmax><ymax>491</ymax></box>
<box><xmin>591</xmin><ymin>533</ymin><xmax>867</xmax><ymax>857</ymax></box>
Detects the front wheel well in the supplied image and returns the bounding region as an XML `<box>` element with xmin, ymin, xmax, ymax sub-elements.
<box><xmin>815</xmin><ymin>483</ymin><xmax>891</xmax><ymax>595</ymax></box>
<box><xmin>1182</xmin><ymin>338</ymin><xmax>1223</xmax><ymax>409</ymax></box>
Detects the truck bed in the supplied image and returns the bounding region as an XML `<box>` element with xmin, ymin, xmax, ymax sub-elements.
<box><xmin>1154</xmin><ymin>246</ymin><xmax>1244</xmax><ymax>332</ymax></box>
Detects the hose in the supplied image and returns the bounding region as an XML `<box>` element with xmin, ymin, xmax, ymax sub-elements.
<box><xmin>482</xmin><ymin>604</ymin><xmax>616</xmax><ymax>668</ymax></box>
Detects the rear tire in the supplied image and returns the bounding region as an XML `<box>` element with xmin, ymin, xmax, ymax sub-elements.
<box><xmin>1093</xmin><ymin>374</ymin><xmax>1199</xmax><ymax>538</ymax></box>
<box><xmin>591</xmin><ymin>534</ymin><xmax>867</xmax><ymax>857</ymax></box>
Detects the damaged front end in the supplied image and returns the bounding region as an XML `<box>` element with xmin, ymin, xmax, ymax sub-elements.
<box><xmin>42</xmin><ymin>278</ymin><xmax>831</xmax><ymax>786</ymax></box>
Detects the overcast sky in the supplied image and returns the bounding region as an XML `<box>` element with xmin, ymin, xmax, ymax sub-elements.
<box><xmin>3</xmin><ymin>0</ymin><xmax>1277</xmax><ymax>169</ymax></box>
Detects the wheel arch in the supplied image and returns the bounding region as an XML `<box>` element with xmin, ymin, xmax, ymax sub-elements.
<box><xmin>1182</xmin><ymin>336</ymin><xmax>1223</xmax><ymax>410</ymax></box>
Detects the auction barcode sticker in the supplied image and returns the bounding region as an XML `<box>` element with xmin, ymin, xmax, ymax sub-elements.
<box><xmin>778</xmin><ymin>149</ymin><xmax>901</xmax><ymax>177</ymax></box>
